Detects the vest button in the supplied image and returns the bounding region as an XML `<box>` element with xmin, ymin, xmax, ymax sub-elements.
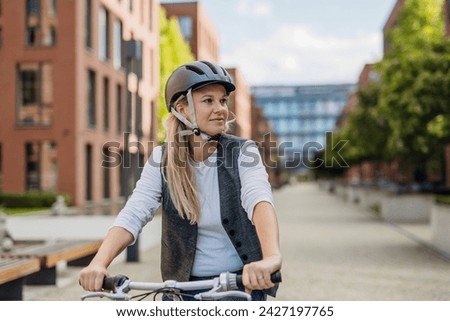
<box><xmin>229</xmin><ymin>230</ymin><xmax>235</xmax><ymax>236</ymax></box>
<box><xmin>236</xmin><ymin>241</ymin><xmax>242</xmax><ymax>247</ymax></box>
<box><xmin>222</xmin><ymin>218</ymin><xmax>229</xmax><ymax>224</ymax></box>
<box><xmin>241</xmin><ymin>254</ymin><xmax>248</xmax><ymax>261</ymax></box>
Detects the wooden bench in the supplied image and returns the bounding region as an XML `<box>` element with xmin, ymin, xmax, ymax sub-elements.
<box><xmin>0</xmin><ymin>257</ymin><xmax>41</xmax><ymax>300</ymax></box>
<box><xmin>1</xmin><ymin>240</ymin><xmax>102</xmax><ymax>285</ymax></box>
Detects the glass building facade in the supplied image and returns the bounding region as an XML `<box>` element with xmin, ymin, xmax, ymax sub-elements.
<box><xmin>252</xmin><ymin>84</ymin><xmax>355</xmax><ymax>171</ymax></box>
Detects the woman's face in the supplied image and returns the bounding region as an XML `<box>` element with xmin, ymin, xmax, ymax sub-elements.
<box><xmin>177</xmin><ymin>84</ymin><xmax>230</xmax><ymax>136</ymax></box>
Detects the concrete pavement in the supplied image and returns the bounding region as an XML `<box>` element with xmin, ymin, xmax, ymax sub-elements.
<box><xmin>20</xmin><ymin>182</ymin><xmax>450</xmax><ymax>300</ymax></box>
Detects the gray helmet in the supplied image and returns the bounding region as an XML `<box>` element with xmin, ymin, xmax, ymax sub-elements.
<box><xmin>165</xmin><ymin>60</ymin><xmax>235</xmax><ymax>111</ymax></box>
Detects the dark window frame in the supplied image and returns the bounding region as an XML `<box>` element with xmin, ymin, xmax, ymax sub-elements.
<box><xmin>85</xmin><ymin>0</ymin><xmax>92</xmax><ymax>49</ymax></box>
<box><xmin>103</xmin><ymin>77</ymin><xmax>109</xmax><ymax>131</ymax></box>
<box><xmin>99</xmin><ymin>6</ymin><xmax>110</xmax><ymax>61</ymax></box>
<box><xmin>87</xmin><ymin>69</ymin><xmax>96</xmax><ymax>128</ymax></box>
<box><xmin>25</xmin><ymin>0</ymin><xmax>58</xmax><ymax>47</ymax></box>
<box><xmin>116</xmin><ymin>84</ymin><xmax>123</xmax><ymax>134</ymax></box>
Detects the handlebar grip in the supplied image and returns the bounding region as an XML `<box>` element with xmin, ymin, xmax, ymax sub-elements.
<box><xmin>270</xmin><ymin>271</ymin><xmax>282</xmax><ymax>283</ymax></box>
<box><xmin>236</xmin><ymin>271</ymin><xmax>282</xmax><ymax>287</ymax></box>
<box><xmin>103</xmin><ymin>274</ymin><xmax>129</xmax><ymax>292</ymax></box>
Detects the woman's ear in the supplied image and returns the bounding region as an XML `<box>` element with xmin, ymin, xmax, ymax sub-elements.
<box><xmin>175</xmin><ymin>101</ymin><xmax>189</xmax><ymax>117</ymax></box>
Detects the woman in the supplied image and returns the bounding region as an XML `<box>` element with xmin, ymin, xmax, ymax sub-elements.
<box><xmin>79</xmin><ymin>61</ymin><xmax>282</xmax><ymax>300</ymax></box>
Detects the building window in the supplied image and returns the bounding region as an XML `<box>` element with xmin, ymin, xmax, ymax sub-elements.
<box><xmin>113</xmin><ymin>20</ymin><xmax>122</xmax><ymax>69</ymax></box>
<box><xmin>49</xmin><ymin>0</ymin><xmax>57</xmax><ymax>16</ymax></box>
<box><xmin>99</xmin><ymin>7</ymin><xmax>110</xmax><ymax>61</ymax></box>
<box><xmin>17</xmin><ymin>63</ymin><xmax>53</xmax><ymax>126</ymax></box>
<box><xmin>85</xmin><ymin>144</ymin><xmax>92</xmax><ymax>201</ymax></box>
<box><xmin>46</xmin><ymin>26</ymin><xmax>57</xmax><ymax>45</ymax></box>
<box><xmin>178</xmin><ymin>16</ymin><xmax>193</xmax><ymax>44</ymax></box>
<box><xmin>25</xmin><ymin>141</ymin><xmax>58</xmax><ymax>192</ymax></box>
<box><xmin>27</xmin><ymin>0</ymin><xmax>40</xmax><ymax>16</ymax></box>
<box><xmin>20</xmin><ymin>70</ymin><xmax>38</xmax><ymax>105</ymax></box>
<box><xmin>102</xmin><ymin>146</ymin><xmax>111</xmax><ymax>199</ymax></box>
<box><xmin>87</xmin><ymin>70</ymin><xmax>96</xmax><ymax>128</ymax></box>
<box><xmin>26</xmin><ymin>0</ymin><xmax>58</xmax><ymax>47</ymax></box>
<box><xmin>0</xmin><ymin>27</ymin><xmax>2</xmax><ymax>47</ymax></box>
<box><xmin>103</xmin><ymin>77</ymin><xmax>109</xmax><ymax>131</ymax></box>
<box><xmin>116</xmin><ymin>84</ymin><xmax>122</xmax><ymax>134</ymax></box>
<box><xmin>85</xmin><ymin>0</ymin><xmax>92</xmax><ymax>49</ymax></box>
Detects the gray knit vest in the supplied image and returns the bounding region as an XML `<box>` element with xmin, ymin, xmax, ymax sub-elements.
<box><xmin>160</xmin><ymin>134</ymin><xmax>262</xmax><ymax>278</ymax></box>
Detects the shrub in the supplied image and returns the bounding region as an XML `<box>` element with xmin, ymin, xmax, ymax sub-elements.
<box><xmin>0</xmin><ymin>192</ymin><xmax>70</xmax><ymax>208</ymax></box>
<box><xmin>435</xmin><ymin>195</ymin><xmax>450</xmax><ymax>206</ymax></box>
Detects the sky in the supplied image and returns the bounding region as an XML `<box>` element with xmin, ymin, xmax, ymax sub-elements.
<box><xmin>161</xmin><ymin>0</ymin><xmax>398</xmax><ymax>86</ymax></box>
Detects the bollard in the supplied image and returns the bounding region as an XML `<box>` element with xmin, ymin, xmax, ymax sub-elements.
<box><xmin>126</xmin><ymin>237</ymin><xmax>139</xmax><ymax>262</ymax></box>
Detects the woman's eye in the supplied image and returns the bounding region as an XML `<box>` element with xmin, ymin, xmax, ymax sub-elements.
<box><xmin>220</xmin><ymin>98</ymin><xmax>228</xmax><ymax>105</ymax></box>
<box><xmin>203</xmin><ymin>98</ymin><xmax>213</xmax><ymax>103</ymax></box>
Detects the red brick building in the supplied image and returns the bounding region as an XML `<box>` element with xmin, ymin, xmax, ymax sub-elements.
<box><xmin>226</xmin><ymin>68</ymin><xmax>252</xmax><ymax>139</ymax></box>
<box><xmin>161</xmin><ymin>1</ymin><xmax>219</xmax><ymax>62</ymax></box>
<box><xmin>0</xmin><ymin>0</ymin><xmax>160</xmax><ymax>207</ymax></box>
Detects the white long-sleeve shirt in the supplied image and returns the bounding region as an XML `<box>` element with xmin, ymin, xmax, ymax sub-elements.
<box><xmin>112</xmin><ymin>141</ymin><xmax>274</xmax><ymax>276</ymax></box>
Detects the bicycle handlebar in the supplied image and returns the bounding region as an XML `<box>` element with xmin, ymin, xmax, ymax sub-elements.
<box><xmin>103</xmin><ymin>271</ymin><xmax>282</xmax><ymax>292</ymax></box>
<box><xmin>236</xmin><ymin>271</ymin><xmax>282</xmax><ymax>287</ymax></box>
<box><xmin>82</xmin><ymin>271</ymin><xmax>282</xmax><ymax>301</ymax></box>
<box><xmin>103</xmin><ymin>274</ymin><xmax>128</xmax><ymax>291</ymax></box>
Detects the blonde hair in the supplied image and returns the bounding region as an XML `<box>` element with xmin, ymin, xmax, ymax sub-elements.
<box><xmin>161</xmin><ymin>97</ymin><xmax>235</xmax><ymax>224</ymax></box>
<box><xmin>162</xmin><ymin>113</ymin><xmax>199</xmax><ymax>224</ymax></box>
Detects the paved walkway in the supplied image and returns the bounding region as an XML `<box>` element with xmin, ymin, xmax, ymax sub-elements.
<box><xmin>22</xmin><ymin>182</ymin><xmax>449</xmax><ymax>301</ymax></box>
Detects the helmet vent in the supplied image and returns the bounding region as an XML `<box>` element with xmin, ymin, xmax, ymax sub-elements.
<box><xmin>201</xmin><ymin>61</ymin><xmax>219</xmax><ymax>74</ymax></box>
<box><xmin>220</xmin><ymin>67</ymin><xmax>229</xmax><ymax>78</ymax></box>
<box><xmin>185</xmin><ymin>65</ymin><xmax>206</xmax><ymax>75</ymax></box>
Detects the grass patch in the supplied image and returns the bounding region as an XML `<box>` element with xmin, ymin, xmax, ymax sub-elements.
<box><xmin>3</xmin><ymin>207</ymin><xmax>49</xmax><ymax>215</ymax></box>
<box><xmin>369</xmin><ymin>204</ymin><xmax>381</xmax><ymax>218</ymax></box>
<box><xmin>435</xmin><ymin>195</ymin><xmax>450</xmax><ymax>206</ymax></box>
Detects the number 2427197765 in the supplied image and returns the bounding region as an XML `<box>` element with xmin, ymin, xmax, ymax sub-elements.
<box><xmin>258</xmin><ymin>306</ymin><xmax>334</xmax><ymax>317</ymax></box>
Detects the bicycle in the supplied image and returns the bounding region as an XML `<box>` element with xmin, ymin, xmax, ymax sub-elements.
<box><xmin>81</xmin><ymin>271</ymin><xmax>282</xmax><ymax>301</ymax></box>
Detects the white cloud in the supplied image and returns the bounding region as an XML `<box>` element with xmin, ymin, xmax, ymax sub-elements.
<box><xmin>236</xmin><ymin>0</ymin><xmax>250</xmax><ymax>16</ymax></box>
<box><xmin>253</xmin><ymin>3</ymin><xmax>272</xmax><ymax>17</ymax></box>
<box><xmin>222</xmin><ymin>25</ymin><xmax>383</xmax><ymax>86</ymax></box>
<box><xmin>236</xmin><ymin>0</ymin><xmax>272</xmax><ymax>17</ymax></box>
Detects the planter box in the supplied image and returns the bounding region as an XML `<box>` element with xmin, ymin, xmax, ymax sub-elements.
<box><xmin>431</xmin><ymin>203</ymin><xmax>450</xmax><ymax>256</ymax></box>
<box><xmin>347</xmin><ymin>185</ymin><xmax>361</xmax><ymax>203</ymax></box>
<box><xmin>380</xmin><ymin>193</ymin><xmax>433</xmax><ymax>223</ymax></box>
<box><xmin>358</xmin><ymin>188</ymin><xmax>385</xmax><ymax>210</ymax></box>
<box><xmin>335</xmin><ymin>183</ymin><xmax>348</xmax><ymax>201</ymax></box>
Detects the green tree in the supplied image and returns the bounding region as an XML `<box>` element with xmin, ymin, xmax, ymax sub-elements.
<box><xmin>158</xmin><ymin>7</ymin><xmax>195</xmax><ymax>143</ymax></box>
<box><xmin>339</xmin><ymin>83</ymin><xmax>392</xmax><ymax>166</ymax></box>
<box><xmin>375</xmin><ymin>0</ymin><xmax>448</xmax><ymax>183</ymax></box>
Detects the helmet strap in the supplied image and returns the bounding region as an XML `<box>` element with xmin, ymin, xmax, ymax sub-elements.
<box><xmin>186</xmin><ymin>89</ymin><xmax>200</xmax><ymax>136</ymax></box>
<box><xmin>171</xmin><ymin>88</ymin><xmax>220</xmax><ymax>141</ymax></box>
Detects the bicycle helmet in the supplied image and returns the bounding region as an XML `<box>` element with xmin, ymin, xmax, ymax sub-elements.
<box><xmin>165</xmin><ymin>60</ymin><xmax>235</xmax><ymax>112</ymax></box>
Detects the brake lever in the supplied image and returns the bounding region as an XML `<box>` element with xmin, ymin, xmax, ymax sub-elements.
<box><xmin>194</xmin><ymin>290</ymin><xmax>251</xmax><ymax>301</ymax></box>
<box><xmin>81</xmin><ymin>292</ymin><xmax>130</xmax><ymax>301</ymax></box>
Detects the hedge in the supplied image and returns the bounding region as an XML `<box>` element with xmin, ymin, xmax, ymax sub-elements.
<box><xmin>435</xmin><ymin>195</ymin><xmax>450</xmax><ymax>206</ymax></box>
<box><xmin>0</xmin><ymin>192</ymin><xmax>70</xmax><ymax>208</ymax></box>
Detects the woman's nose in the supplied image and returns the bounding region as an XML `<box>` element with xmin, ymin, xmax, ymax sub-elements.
<box><xmin>213</xmin><ymin>101</ymin><xmax>226</xmax><ymax>112</ymax></box>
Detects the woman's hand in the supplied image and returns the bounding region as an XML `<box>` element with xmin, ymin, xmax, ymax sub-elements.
<box><xmin>242</xmin><ymin>255</ymin><xmax>282</xmax><ymax>293</ymax></box>
<box><xmin>78</xmin><ymin>227</ymin><xmax>134</xmax><ymax>292</ymax></box>
<box><xmin>79</xmin><ymin>263</ymin><xmax>109</xmax><ymax>292</ymax></box>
